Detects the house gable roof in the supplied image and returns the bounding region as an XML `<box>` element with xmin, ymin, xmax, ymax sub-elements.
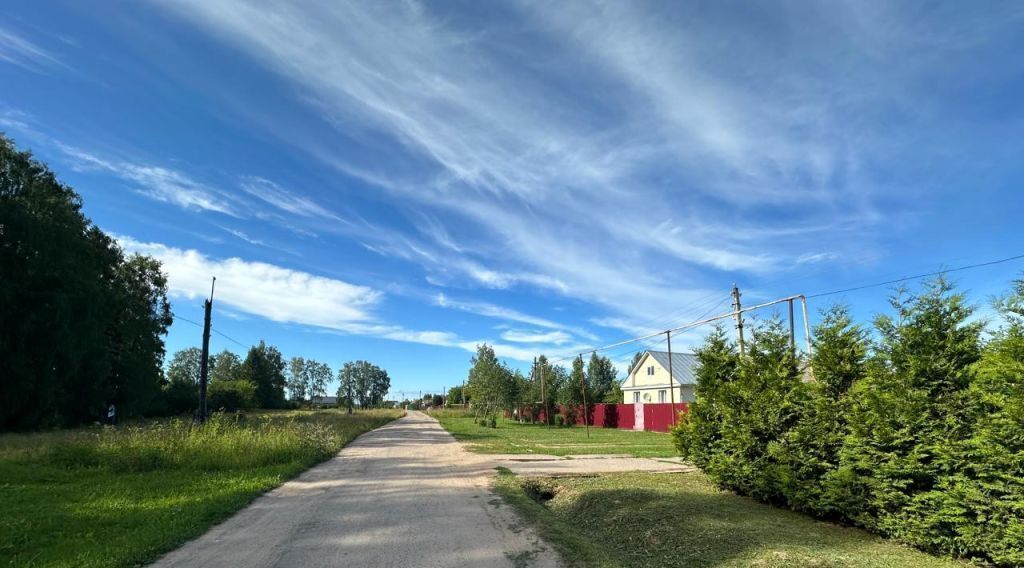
<box><xmin>625</xmin><ymin>350</ymin><xmax>700</xmax><ymax>385</ymax></box>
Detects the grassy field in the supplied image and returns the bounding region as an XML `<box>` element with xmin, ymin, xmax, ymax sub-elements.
<box><xmin>493</xmin><ymin>470</ymin><xmax>966</xmax><ymax>568</ymax></box>
<box><xmin>0</xmin><ymin>409</ymin><xmax>402</xmax><ymax>568</ymax></box>
<box><xmin>432</xmin><ymin>411</ymin><xmax>676</xmax><ymax>457</ymax></box>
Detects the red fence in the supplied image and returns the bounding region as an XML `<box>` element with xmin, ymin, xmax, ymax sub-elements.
<box><xmin>643</xmin><ymin>403</ymin><xmax>688</xmax><ymax>432</ymax></box>
<box><xmin>514</xmin><ymin>402</ymin><xmax>687</xmax><ymax>433</ymax></box>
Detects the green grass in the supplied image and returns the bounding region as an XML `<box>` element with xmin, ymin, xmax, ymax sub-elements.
<box><xmin>493</xmin><ymin>471</ymin><xmax>967</xmax><ymax>568</ymax></box>
<box><xmin>0</xmin><ymin>409</ymin><xmax>402</xmax><ymax>568</ymax></box>
<box><xmin>434</xmin><ymin>413</ymin><xmax>677</xmax><ymax>457</ymax></box>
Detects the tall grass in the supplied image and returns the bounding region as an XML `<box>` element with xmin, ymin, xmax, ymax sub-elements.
<box><xmin>0</xmin><ymin>409</ymin><xmax>402</xmax><ymax>568</ymax></box>
<box><xmin>27</xmin><ymin>411</ymin><xmax>374</xmax><ymax>472</ymax></box>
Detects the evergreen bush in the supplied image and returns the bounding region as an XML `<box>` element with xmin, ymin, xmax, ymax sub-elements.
<box><xmin>674</xmin><ymin>278</ymin><xmax>1021</xmax><ymax>566</ymax></box>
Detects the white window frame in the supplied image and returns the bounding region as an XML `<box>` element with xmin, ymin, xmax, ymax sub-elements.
<box><xmin>658</xmin><ymin>390</ymin><xmax>666</xmax><ymax>403</ymax></box>
<box><xmin>647</xmin><ymin>365</ymin><xmax>654</xmax><ymax>375</ymax></box>
<box><xmin>633</xmin><ymin>391</ymin><xmax>640</xmax><ymax>403</ymax></box>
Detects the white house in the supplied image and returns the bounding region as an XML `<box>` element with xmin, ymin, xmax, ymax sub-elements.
<box><xmin>621</xmin><ymin>350</ymin><xmax>699</xmax><ymax>404</ymax></box>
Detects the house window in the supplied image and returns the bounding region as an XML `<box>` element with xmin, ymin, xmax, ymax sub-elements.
<box><xmin>647</xmin><ymin>365</ymin><xmax>655</xmax><ymax>375</ymax></box>
<box><xmin>633</xmin><ymin>391</ymin><xmax>640</xmax><ymax>403</ymax></box>
<box><xmin>658</xmin><ymin>390</ymin><xmax>666</xmax><ymax>403</ymax></box>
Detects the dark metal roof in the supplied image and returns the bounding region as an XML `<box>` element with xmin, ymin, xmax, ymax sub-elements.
<box><xmin>645</xmin><ymin>351</ymin><xmax>700</xmax><ymax>385</ymax></box>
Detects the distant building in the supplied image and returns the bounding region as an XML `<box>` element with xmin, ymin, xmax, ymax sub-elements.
<box><xmin>310</xmin><ymin>396</ymin><xmax>338</xmax><ymax>407</ymax></box>
<box><xmin>621</xmin><ymin>350</ymin><xmax>699</xmax><ymax>404</ymax></box>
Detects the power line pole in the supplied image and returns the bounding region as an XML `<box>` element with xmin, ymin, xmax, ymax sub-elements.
<box><xmin>666</xmin><ymin>331</ymin><xmax>677</xmax><ymax>426</ymax></box>
<box><xmin>578</xmin><ymin>354</ymin><xmax>590</xmax><ymax>439</ymax></box>
<box><xmin>788</xmin><ymin>298</ymin><xmax>796</xmax><ymax>355</ymax></box>
<box><xmin>801</xmin><ymin>295</ymin><xmax>814</xmax><ymax>365</ymax></box>
<box><xmin>540</xmin><ymin>358</ymin><xmax>548</xmax><ymax>427</ymax></box>
<box><xmin>731</xmin><ymin>284</ymin><xmax>745</xmax><ymax>355</ymax></box>
<box><xmin>197</xmin><ymin>277</ymin><xmax>215</xmax><ymax>424</ymax></box>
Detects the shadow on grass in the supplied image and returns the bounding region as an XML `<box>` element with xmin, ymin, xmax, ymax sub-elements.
<box><xmin>496</xmin><ymin>472</ymin><xmax>961</xmax><ymax>568</ymax></box>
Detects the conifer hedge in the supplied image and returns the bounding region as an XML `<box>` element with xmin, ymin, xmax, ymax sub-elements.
<box><xmin>673</xmin><ymin>277</ymin><xmax>1024</xmax><ymax>566</ymax></box>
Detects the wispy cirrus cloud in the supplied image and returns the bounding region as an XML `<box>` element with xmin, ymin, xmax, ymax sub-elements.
<box><xmin>58</xmin><ymin>144</ymin><xmax>239</xmax><ymax>216</ymax></box>
<box><xmin>148</xmin><ymin>1</ymin><xmax>1024</xmax><ymax>350</ymax></box>
<box><xmin>435</xmin><ymin>293</ymin><xmax>568</xmax><ymax>331</ymax></box>
<box><xmin>152</xmin><ymin>0</ymin><xmax>897</xmax><ymax>324</ymax></box>
<box><xmin>0</xmin><ymin>27</ymin><xmax>65</xmax><ymax>72</ymax></box>
<box><xmin>500</xmin><ymin>329</ymin><xmax>572</xmax><ymax>345</ymax></box>
<box><xmin>239</xmin><ymin>176</ymin><xmax>340</xmax><ymax>220</ymax></box>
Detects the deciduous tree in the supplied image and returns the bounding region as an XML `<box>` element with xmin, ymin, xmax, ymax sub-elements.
<box><xmin>240</xmin><ymin>341</ymin><xmax>287</xmax><ymax>409</ymax></box>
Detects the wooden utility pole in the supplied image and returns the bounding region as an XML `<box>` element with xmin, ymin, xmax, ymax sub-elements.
<box><xmin>578</xmin><ymin>354</ymin><xmax>590</xmax><ymax>439</ymax></box>
<box><xmin>540</xmin><ymin>359</ymin><xmax>549</xmax><ymax>427</ymax></box>
<box><xmin>666</xmin><ymin>330</ymin><xmax>677</xmax><ymax>425</ymax></box>
<box><xmin>197</xmin><ymin>277</ymin><xmax>215</xmax><ymax>424</ymax></box>
<box><xmin>732</xmin><ymin>284</ymin><xmax>745</xmax><ymax>355</ymax></box>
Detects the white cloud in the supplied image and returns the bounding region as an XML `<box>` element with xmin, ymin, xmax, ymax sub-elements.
<box><xmin>117</xmin><ymin>236</ymin><xmax>380</xmax><ymax>327</ymax></box>
<box><xmin>59</xmin><ymin>145</ymin><xmax>238</xmax><ymax>216</ymax></box>
<box><xmin>156</xmin><ymin>0</ymin><xmax>982</xmax><ymax>329</ymax></box>
<box><xmin>157</xmin><ymin>1</ymin><xmax>787</xmax><ymax>286</ymax></box>
<box><xmin>435</xmin><ymin>293</ymin><xmax>571</xmax><ymax>332</ymax></box>
<box><xmin>117</xmin><ymin>235</ymin><xmax>569</xmax><ymax>362</ymax></box>
<box><xmin>239</xmin><ymin>176</ymin><xmax>340</xmax><ymax>220</ymax></box>
<box><xmin>500</xmin><ymin>329</ymin><xmax>572</xmax><ymax>345</ymax></box>
<box><xmin>796</xmin><ymin>251</ymin><xmax>840</xmax><ymax>265</ymax></box>
<box><xmin>0</xmin><ymin>27</ymin><xmax>65</xmax><ymax>71</ymax></box>
<box><xmin>221</xmin><ymin>227</ymin><xmax>265</xmax><ymax>246</ymax></box>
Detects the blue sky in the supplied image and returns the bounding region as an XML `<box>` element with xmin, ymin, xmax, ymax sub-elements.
<box><xmin>3</xmin><ymin>1</ymin><xmax>1024</xmax><ymax>398</ymax></box>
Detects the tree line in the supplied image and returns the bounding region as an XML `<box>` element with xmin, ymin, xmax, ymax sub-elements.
<box><xmin>1</xmin><ymin>134</ymin><xmax>172</xmax><ymax>430</ymax></box>
<box><xmin>673</xmin><ymin>277</ymin><xmax>1024</xmax><ymax>567</ymax></box>
<box><xmin>460</xmin><ymin>345</ymin><xmax>621</xmax><ymax>424</ymax></box>
<box><xmin>164</xmin><ymin>347</ymin><xmax>393</xmax><ymax>413</ymax></box>
<box><xmin>0</xmin><ymin>133</ymin><xmax>393</xmax><ymax>430</ymax></box>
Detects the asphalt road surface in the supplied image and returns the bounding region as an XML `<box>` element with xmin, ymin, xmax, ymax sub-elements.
<box><xmin>152</xmin><ymin>411</ymin><xmax>561</xmax><ymax>568</ymax></box>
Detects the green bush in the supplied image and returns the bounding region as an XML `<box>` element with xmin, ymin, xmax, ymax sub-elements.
<box><xmin>675</xmin><ymin>278</ymin><xmax>1022</xmax><ymax>566</ymax></box>
<box><xmin>208</xmin><ymin>380</ymin><xmax>257</xmax><ymax>411</ymax></box>
<box><xmin>489</xmin><ymin>416</ymin><xmax>497</xmax><ymax>428</ymax></box>
<box><xmin>776</xmin><ymin>305</ymin><xmax>867</xmax><ymax>516</ymax></box>
<box><xmin>686</xmin><ymin>316</ymin><xmax>803</xmax><ymax>503</ymax></box>
<box><xmin>160</xmin><ymin>380</ymin><xmax>198</xmax><ymax>416</ymax></box>
<box><xmin>671</xmin><ymin>327</ymin><xmax>737</xmax><ymax>467</ymax></box>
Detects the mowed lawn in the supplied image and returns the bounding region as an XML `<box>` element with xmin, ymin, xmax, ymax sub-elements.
<box><xmin>0</xmin><ymin>409</ymin><xmax>401</xmax><ymax>568</ymax></box>
<box><xmin>494</xmin><ymin>471</ymin><xmax>967</xmax><ymax>568</ymax></box>
<box><xmin>433</xmin><ymin>412</ymin><xmax>676</xmax><ymax>457</ymax></box>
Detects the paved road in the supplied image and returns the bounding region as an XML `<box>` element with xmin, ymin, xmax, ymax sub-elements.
<box><xmin>153</xmin><ymin>411</ymin><xmax>561</xmax><ymax>568</ymax></box>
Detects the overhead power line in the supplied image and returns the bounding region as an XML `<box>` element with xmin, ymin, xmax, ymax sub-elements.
<box><xmin>212</xmin><ymin>328</ymin><xmax>248</xmax><ymax>348</ymax></box>
<box><xmin>172</xmin><ymin>312</ymin><xmax>204</xmax><ymax>328</ymax></box>
<box><xmin>171</xmin><ymin>311</ymin><xmax>248</xmax><ymax>349</ymax></box>
<box><xmin>807</xmin><ymin>252</ymin><xmax>1024</xmax><ymax>299</ymax></box>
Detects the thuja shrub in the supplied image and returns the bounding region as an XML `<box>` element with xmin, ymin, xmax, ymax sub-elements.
<box><xmin>775</xmin><ymin>305</ymin><xmax>867</xmax><ymax>516</ymax></box>
<box><xmin>671</xmin><ymin>327</ymin><xmax>737</xmax><ymax>468</ymax></box>
<box><xmin>892</xmin><ymin>280</ymin><xmax>1024</xmax><ymax>565</ymax></box>
<box><xmin>830</xmin><ymin>279</ymin><xmax>982</xmax><ymax>537</ymax></box>
<box><xmin>676</xmin><ymin>277</ymin><xmax>1024</xmax><ymax>566</ymax></box>
<box><xmin>675</xmin><ymin>317</ymin><xmax>804</xmax><ymax>503</ymax></box>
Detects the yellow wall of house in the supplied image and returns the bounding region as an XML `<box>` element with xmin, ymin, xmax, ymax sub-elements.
<box><xmin>622</xmin><ymin>353</ymin><xmax>695</xmax><ymax>403</ymax></box>
<box><xmin>628</xmin><ymin>352</ymin><xmax>671</xmax><ymax>388</ymax></box>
